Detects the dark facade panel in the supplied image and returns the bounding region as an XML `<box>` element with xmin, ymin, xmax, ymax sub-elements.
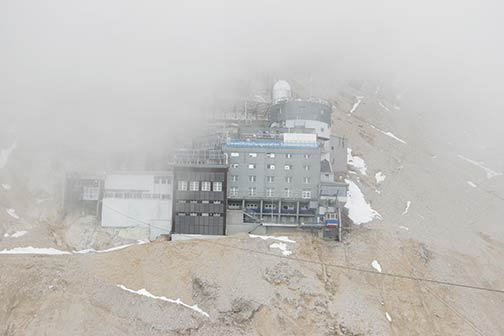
<box><xmin>172</xmin><ymin>166</ymin><xmax>227</xmax><ymax>235</ymax></box>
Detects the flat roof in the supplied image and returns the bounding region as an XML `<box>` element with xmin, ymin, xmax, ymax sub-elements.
<box><xmin>225</xmin><ymin>140</ymin><xmax>319</xmax><ymax>149</ymax></box>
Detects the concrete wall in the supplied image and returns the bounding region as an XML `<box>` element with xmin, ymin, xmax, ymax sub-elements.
<box><xmin>329</xmin><ymin>136</ymin><xmax>348</xmax><ymax>174</ymax></box>
<box><xmin>223</xmin><ymin>145</ymin><xmax>321</xmax><ymax>201</ymax></box>
<box><xmin>285</xmin><ymin>119</ymin><xmax>330</xmax><ymax>139</ymax></box>
<box><xmin>225</xmin><ymin>210</ymin><xmax>258</xmax><ymax>235</ymax></box>
<box><xmin>101</xmin><ymin>198</ymin><xmax>171</xmax><ymax>240</ymax></box>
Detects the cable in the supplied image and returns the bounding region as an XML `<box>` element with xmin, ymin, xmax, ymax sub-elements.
<box><xmin>101</xmin><ymin>202</ymin><xmax>504</xmax><ymax>295</ymax></box>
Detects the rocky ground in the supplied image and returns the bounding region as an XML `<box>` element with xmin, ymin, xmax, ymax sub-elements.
<box><xmin>1</xmin><ymin>84</ymin><xmax>504</xmax><ymax>335</ymax></box>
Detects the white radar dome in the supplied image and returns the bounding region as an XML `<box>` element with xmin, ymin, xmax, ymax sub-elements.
<box><xmin>272</xmin><ymin>80</ymin><xmax>292</xmax><ymax>103</ymax></box>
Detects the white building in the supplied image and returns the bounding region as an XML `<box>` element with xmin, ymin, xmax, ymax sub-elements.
<box><xmin>101</xmin><ymin>171</ymin><xmax>173</xmax><ymax>240</ymax></box>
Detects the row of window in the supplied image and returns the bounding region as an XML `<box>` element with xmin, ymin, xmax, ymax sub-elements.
<box><xmin>177</xmin><ymin>181</ymin><xmax>222</xmax><ymax>192</ymax></box>
<box><xmin>104</xmin><ymin>191</ymin><xmax>171</xmax><ymax>200</ymax></box>
<box><xmin>154</xmin><ymin>176</ymin><xmax>172</xmax><ymax>184</ymax></box>
<box><xmin>229</xmin><ymin>187</ymin><xmax>312</xmax><ymax>199</ymax></box>
<box><xmin>177</xmin><ymin>213</ymin><xmax>222</xmax><ymax>217</ymax></box>
<box><xmin>231</xmin><ymin>163</ymin><xmax>311</xmax><ymax>170</ymax></box>
<box><xmin>230</xmin><ymin>152</ymin><xmax>311</xmax><ymax>159</ymax></box>
<box><xmin>230</xmin><ymin>175</ymin><xmax>311</xmax><ymax>184</ymax></box>
<box><xmin>177</xmin><ymin>200</ymin><xmax>222</xmax><ymax>204</ymax></box>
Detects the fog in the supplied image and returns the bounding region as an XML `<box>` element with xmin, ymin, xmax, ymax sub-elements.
<box><xmin>2</xmin><ymin>0</ymin><xmax>503</xmax><ymax>165</ymax></box>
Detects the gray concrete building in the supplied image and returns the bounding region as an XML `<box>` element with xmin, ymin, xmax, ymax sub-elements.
<box><xmin>222</xmin><ymin>134</ymin><xmax>321</xmax><ymax>229</ymax></box>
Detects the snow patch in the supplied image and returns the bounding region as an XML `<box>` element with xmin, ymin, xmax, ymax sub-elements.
<box><xmin>457</xmin><ymin>154</ymin><xmax>502</xmax><ymax>179</ymax></box>
<box><xmin>74</xmin><ymin>240</ymin><xmax>148</xmax><ymax>254</ymax></box>
<box><xmin>349</xmin><ymin>96</ymin><xmax>364</xmax><ymax>114</ymax></box>
<box><xmin>1</xmin><ymin>184</ymin><xmax>11</xmax><ymax>190</ymax></box>
<box><xmin>269</xmin><ymin>242</ymin><xmax>292</xmax><ymax>256</ymax></box>
<box><xmin>0</xmin><ymin>141</ymin><xmax>17</xmax><ymax>169</ymax></box>
<box><xmin>344</xmin><ymin>179</ymin><xmax>382</xmax><ymax>224</ymax></box>
<box><xmin>117</xmin><ymin>284</ymin><xmax>209</xmax><ymax>317</ymax></box>
<box><xmin>249</xmin><ymin>234</ymin><xmax>296</xmax><ymax>243</ymax></box>
<box><xmin>0</xmin><ymin>246</ymin><xmax>71</xmax><ymax>255</ymax></box>
<box><xmin>375</xmin><ymin>171</ymin><xmax>386</xmax><ymax>184</ymax></box>
<box><xmin>370</xmin><ymin>125</ymin><xmax>407</xmax><ymax>144</ymax></box>
<box><xmin>6</xmin><ymin>208</ymin><xmax>19</xmax><ymax>219</ymax></box>
<box><xmin>466</xmin><ymin>181</ymin><xmax>477</xmax><ymax>188</ymax></box>
<box><xmin>386</xmin><ymin>312</ymin><xmax>392</xmax><ymax>322</ymax></box>
<box><xmin>347</xmin><ymin>148</ymin><xmax>367</xmax><ymax>175</ymax></box>
<box><xmin>399</xmin><ymin>226</ymin><xmax>409</xmax><ymax>231</ymax></box>
<box><xmin>378</xmin><ymin>101</ymin><xmax>391</xmax><ymax>112</ymax></box>
<box><xmin>401</xmin><ymin>201</ymin><xmax>411</xmax><ymax>216</ymax></box>
<box><xmin>3</xmin><ymin>230</ymin><xmax>27</xmax><ymax>238</ymax></box>
<box><xmin>372</xmin><ymin>260</ymin><xmax>382</xmax><ymax>273</ymax></box>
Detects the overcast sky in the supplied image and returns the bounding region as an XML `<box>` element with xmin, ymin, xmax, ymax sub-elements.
<box><xmin>1</xmin><ymin>0</ymin><xmax>503</xmax><ymax>157</ymax></box>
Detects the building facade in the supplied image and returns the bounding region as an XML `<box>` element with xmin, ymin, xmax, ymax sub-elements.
<box><xmin>172</xmin><ymin>166</ymin><xmax>227</xmax><ymax>235</ymax></box>
<box><xmin>101</xmin><ymin>171</ymin><xmax>173</xmax><ymax>240</ymax></box>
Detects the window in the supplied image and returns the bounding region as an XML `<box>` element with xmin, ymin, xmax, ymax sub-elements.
<box><xmin>202</xmin><ymin>213</ymin><xmax>209</xmax><ymax>216</ymax></box>
<box><xmin>189</xmin><ymin>181</ymin><xmax>199</xmax><ymax>191</ymax></box>
<box><xmin>285</xmin><ymin>153</ymin><xmax>292</xmax><ymax>159</ymax></box>
<box><xmin>285</xmin><ymin>176</ymin><xmax>293</xmax><ymax>183</ymax></box>
<box><xmin>284</xmin><ymin>164</ymin><xmax>292</xmax><ymax>170</ymax></box>
<box><xmin>266</xmin><ymin>153</ymin><xmax>275</xmax><ymax>158</ymax></box>
<box><xmin>248</xmin><ymin>187</ymin><xmax>256</xmax><ymax>196</ymax></box>
<box><xmin>249</xmin><ymin>175</ymin><xmax>256</xmax><ymax>182</ymax></box>
<box><xmin>230</xmin><ymin>152</ymin><xmax>240</xmax><ymax>157</ymax></box>
<box><xmin>190</xmin><ymin>213</ymin><xmax>197</xmax><ymax>216</ymax></box>
<box><xmin>83</xmin><ymin>187</ymin><xmax>99</xmax><ymax>201</ymax></box>
<box><xmin>266</xmin><ymin>188</ymin><xmax>275</xmax><ymax>197</ymax></box>
<box><xmin>248</xmin><ymin>163</ymin><xmax>256</xmax><ymax>169</ymax></box>
<box><xmin>230</xmin><ymin>187</ymin><xmax>238</xmax><ymax>197</ymax></box>
<box><xmin>248</xmin><ymin>153</ymin><xmax>257</xmax><ymax>158</ymax></box>
<box><xmin>201</xmin><ymin>181</ymin><xmax>211</xmax><ymax>191</ymax></box>
<box><xmin>304</xmin><ymin>154</ymin><xmax>311</xmax><ymax>159</ymax></box>
<box><xmin>231</xmin><ymin>175</ymin><xmax>238</xmax><ymax>182</ymax></box>
<box><xmin>177</xmin><ymin>181</ymin><xmax>188</xmax><ymax>191</ymax></box>
<box><xmin>267</xmin><ymin>164</ymin><xmax>276</xmax><ymax>170</ymax></box>
<box><xmin>213</xmin><ymin>182</ymin><xmax>222</xmax><ymax>192</ymax></box>
<box><xmin>213</xmin><ymin>213</ymin><xmax>221</xmax><ymax>217</ymax></box>
<box><xmin>284</xmin><ymin>188</ymin><xmax>292</xmax><ymax>197</ymax></box>
<box><xmin>214</xmin><ymin>200</ymin><xmax>222</xmax><ymax>204</ymax></box>
<box><xmin>267</xmin><ymin>176</ymin><xmax>275</xmax><ymax>183</ymax></box>
<box><xmin>304</xmin><ymin>165</ymin><xmax>310</xmax><ymax>171</ymax></box>
<box><xmin>302</xmin><ymin>190</ymin><xmax>312</xmax><ymax>199</ymax></box>
<box><xmin>303</xmin><ymin>177</ymin><xmax>311</xmax><ymax>184</ymax></box>
<box><xmin>155</xmin><ymin>176</ymin><xmax>171</xmax><ymax>184</ymax></box>
<box><xmin>231</xmin><ymin>163</ymin><xmax>239</xmax><ymax>168</ymax></box>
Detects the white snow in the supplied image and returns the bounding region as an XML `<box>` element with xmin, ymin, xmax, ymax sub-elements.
<box><xmin>0</xmin><ymin>246</ymin><xmax>71</xmax><ymax>255</ymax></box>
<box><xmin>466</xmin><ymin>181</ymin><xmax>477</xmax><ymax>188</ymax></box>
<box><xmin>386</xmin><ymin>312</ymin><xmax>392</xmax><ymax>322</ymax></box>
<box><xmin>344</xmin><ymin>179</ymin><xmax>382</xmax><ymax>225</ymax></box>
<box><xmin>6</xmin><ymin>208</ymin><xmax>19</xmax><ymax>219</ymax></box>
<box><xmin>349</xmin><ymin>96</ymin><xmax>364</xmax><ymax>114</ymax></box>
<box><xmin>457</xmin><ymin>154</ymin><xmax>503</xmax><ymax>179</ymax></box>
<box><xmin>370</xmin><ymin>125</ymin><xmax>407</xmax><ymax>144</ymax></box>
<box><xmin>378</xmin><ymin>101</ymin><xmax>391</xmax><ymax>112</ymax></box>
<box><xmin>399</xmin><ymin>226</ymin><xmax>409</xmax><ymax>231</ymax></box>
<box><xmin>269</xmin><ymin>242</ymin><xmax>292</xmax><ymax>256</ymax></box>
<box><xmin>347</xmin><ymin>148</ymin><xmax>367</xmax><ymax>175</ymax></box>
<box><xmin>74</xmin><ymin>240</ymin><xmax>148</xmax><ymax>254</ymax></box>
<box><xmin>0</xmin><ymin>141</ymin><xmax>17</xmax><ymax>169</ymax></box>
<box><xmin>1</xmin><ymin>241</ymin><xmax>148</xmax><ymax>256</ymax></box>
<box><xmin>1</xmin><ymin>184</ymin><xmax>11</xmax><ymax>190</ymax></box>
<box><xmin>372</xmin><ymin>260</ymin><xmax>382</xmax><ymax>273</ymax></box>
<box><xmin>401</xmin><ymin>201</ymin><xmax>411</xmax><ymax>216</ymax></box>
<box><xmin>3</xmin><ymin>230</ymin><xmax>27</xmax><ymax>238</ymax></box>
<box><xmin>249</xmin><ymin>234</ymin><xmax>296</xmax><ymax>243</ymax></box>
<box><xmin>375</xmin><ymin>171</ymin><xmax>386</xmax><ymax>184</ymax></box>
<box><xmin>117</xmin><ymin>284</ymin><xmax>209</xmax><ymax>317</ymax></box>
